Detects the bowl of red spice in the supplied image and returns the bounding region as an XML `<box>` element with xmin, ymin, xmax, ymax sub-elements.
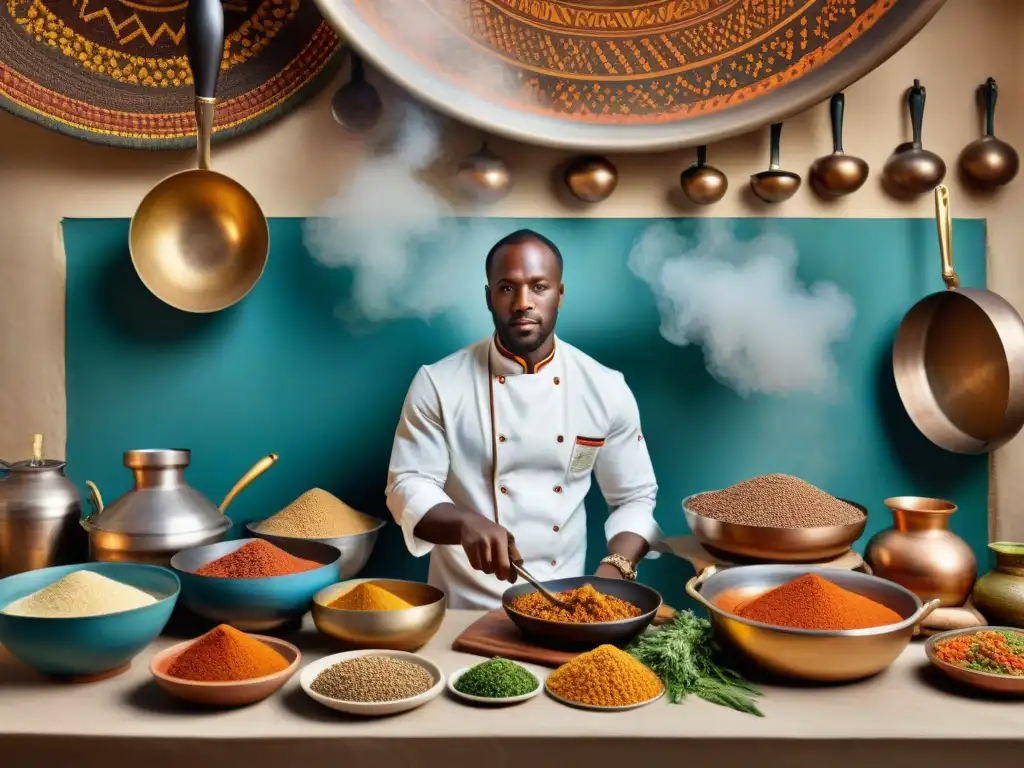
<box><xmin>150</xmin><ymin>624</ymin><xmax>301</xmax><ymax>706</ymax></box>
<box><xmin>925</xmin><ymin>626</ymin><xmax>1024</xmax><ymax>695</ymax></box>
<box><xmin>170</xmin><ymin>538</ymin><xmax>341</xmax><ymax>631</ymax></box>
<box><xmin>686</xmin><ymin>564</ymin><xmax>940</xmax><ymax>683</ymax></box>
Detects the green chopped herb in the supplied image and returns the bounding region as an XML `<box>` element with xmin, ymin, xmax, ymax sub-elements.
<box><xmin>454</xmin><ymin>657</ymin><xmax>539</xmax><ymax>699</ymax></box>
<box><xmin>628</xmin><ymin>610</ymin><xmax>763</xmax><ymax>716</ymax></box>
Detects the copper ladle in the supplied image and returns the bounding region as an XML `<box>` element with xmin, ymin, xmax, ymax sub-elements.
<box><xmin>331</xmin><ymin>51</ymin><xmax>383</xmax><ymax>134</ymax></box>
<box><xmin>959</xmin><ymin>78</ymin><xmax>1019</xmax><ymax>189</ymax></box>
<box><xmin>750</xmin><ymin>123</ymin><xmax>801</xmax><ymax>203</ymax></box>
<box><xmin>883</xmin><ymin>79</ymin><xmax>946</xmax><ymax>199</ymax></box>
<box><xmin>680</xmin><ymin>146</ymin><xmax>728</xmax><ymax>205</ymax></box>
<box><xmin>810</xmin><ymin>93</ymin><xmax>869</xmax><ymax>198</ymax></box>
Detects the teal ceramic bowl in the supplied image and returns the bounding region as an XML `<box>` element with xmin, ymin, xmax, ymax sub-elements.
<box><xmin>0</xmin><ymin>562</ymin><xmax>180</xmax><ymax>679</ymax></box>
<box><xmin>171</xmin><ymin>538</ymin><xmax>341</xmax><ymax>631</ymax></box>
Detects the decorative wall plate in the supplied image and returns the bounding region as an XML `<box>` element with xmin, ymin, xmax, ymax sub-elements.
<box><xmin>0</xmin><ymin>0</ymin><xmax>345</xmax><ymax>149</ymax></box>
<box><xmin>313</xmin><ymin>0</ymin><xmax>946</xmax><ymax>150</ymax></box>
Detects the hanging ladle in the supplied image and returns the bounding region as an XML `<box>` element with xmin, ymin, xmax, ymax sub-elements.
<box><xmin>959</xmin><ymin>78</ymin><xmax>1019</xmax><ymax>189</ymax></box>
<box><xmin>129</xmin><ymin>0</ymin><xmax>269</xmax><ymax>313</ymax></box>
<box><xmin>810</xmin><ymin>93</ymin><xmax>869</xmax><ymax>198</ymax></box>
<box><xmin>883</xmin><ymin>79</ymin><xmax>946</xmax><ymax>199</ymax></box>
<box><xmin>680</xmin><ymin>146</ymin><xmax>728</xmax><ymax>205</ymax></box>
<box><xmin>331</xmin><ymin>50</ymin><xmax>383</xmax><ymax>133</ymax></box>
<box><xmin>750</xmin><ymin>123</ymin><xmax>801</xmax><ymax>203</ymax></box>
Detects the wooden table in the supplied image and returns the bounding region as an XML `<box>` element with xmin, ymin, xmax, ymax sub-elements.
<box><xmin>0</xmin><ymin>611</ymin><xmax>1019</xmax><ymax>767</ymax></box>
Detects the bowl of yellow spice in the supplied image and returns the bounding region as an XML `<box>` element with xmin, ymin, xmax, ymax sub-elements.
<box><xmin>312</xmin><ymin>579</ymin><xmax>447</xmax><ymax>652</ymax></box>
<box><xmin>246</xmin><ymin>488</ymin><xmax>387</xmax><ymax>579</ymax></box>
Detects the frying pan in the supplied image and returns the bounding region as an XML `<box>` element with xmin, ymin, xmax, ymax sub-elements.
<box><xmin>893</xmin><ymin>185</ymin><xmax>1024</xmax><ymax>453</ymax></box>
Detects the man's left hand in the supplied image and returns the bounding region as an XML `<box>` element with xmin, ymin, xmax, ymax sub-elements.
<box><xmin>595</xmin><ymin>562</ymin><xmax>624</xmax><ymax>579</ymax></box>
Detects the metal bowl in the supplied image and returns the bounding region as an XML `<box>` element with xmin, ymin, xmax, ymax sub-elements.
<box><xmin>501</xmin><ymin>576</ymin><xmax>662</xmax><ymax>650</ymax></box>
<box><xmin>682</xmin><ymin>494</ymin><xmax>867</xmax><ymax>563</ymax></box>
<box><xmin>686</xmin><ymin>564</ymin><xmax>939</xmax><ymax>682</ymax></box>
<box><xmin>311</xmin><ymin>578</ymin><xmax>446</xmax><ymax>652</ymax></box>
<box><xmin>170</xmin><ymin>538</ymin><xmax>341</xmax><ymax>631</ymax></box>
<box><xmin>925</xmin><ymin>627</ymin><xmax>1024</xmax><ymax>695</ymax></box>
<box><xmin>245</xmin><ymin>518</ymin><xmax>386</xmax><ymax>580</ymax></box>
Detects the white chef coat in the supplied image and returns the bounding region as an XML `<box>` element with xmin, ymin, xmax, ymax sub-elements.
<box><xmin>385</xmin><ymin>334</ymin><xmax>662</xmax><ymax>609</ymax></box>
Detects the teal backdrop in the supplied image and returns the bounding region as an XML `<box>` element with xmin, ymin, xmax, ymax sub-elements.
<box><xmin>63</xmin><ymin>217</ymin><xmax>989</xmax><ymax>612</ymax></box>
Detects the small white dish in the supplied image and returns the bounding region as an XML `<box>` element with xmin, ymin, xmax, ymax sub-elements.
<box><xmin>447</xmin><ymin>664</ymin><xmax>543</xmax><ymax>706</ymax></box>
<box><xmin>300</xmin><ymin>649</ymin><xmax>445</xmax><ymax>716</ymax></box>
<box><xmin>545</xmin><ymin>683</ymin><xmax>665</xmax><ymax>712</ymax></box>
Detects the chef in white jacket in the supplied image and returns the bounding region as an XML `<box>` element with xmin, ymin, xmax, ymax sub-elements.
<box><xmin>385</xmin><ymin>229</ymin><xmax>662</xmax><ymax>609</ymax></box>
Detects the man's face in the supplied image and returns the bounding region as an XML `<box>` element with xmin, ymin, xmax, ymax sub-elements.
<box><xmin>486</xmin><ymin>239</ymin><xmax>564</xmax><ymax>356</ymax></box>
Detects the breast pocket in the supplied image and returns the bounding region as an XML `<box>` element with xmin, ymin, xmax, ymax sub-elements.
<box><xmin>568</xmin><ymin>436</ymin><xmax>605</xmax><ymax>477</ymax></box>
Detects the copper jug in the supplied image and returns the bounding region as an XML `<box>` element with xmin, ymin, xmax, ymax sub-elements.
<box><xmin>864</xmin><ymin>496</ymin><xmax>977</xmax><ymax>607</ymax></box>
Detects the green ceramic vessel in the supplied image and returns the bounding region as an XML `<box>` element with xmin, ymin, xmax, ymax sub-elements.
<box><xmin>972</xmin><ymin>542</ymin><xmax>1024</xmax><ymax>628</ymax></box>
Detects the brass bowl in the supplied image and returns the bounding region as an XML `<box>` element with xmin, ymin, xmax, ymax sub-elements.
<box><xmin>686</xmin><ymin>564</ymin><xmax>939</xmax><ymax>683</ymax></box>
<box><xmin>682</xmin><ymin>494</ymin><xmax>867</xmax><ymax>562</ymax></box>
<box><xmin>311</xmin><ymin>578</ymin><xmax>446</xmax><ymax>652</ymax></box>
<box><xmin>925</xmin><ymin>627</ymin><xmax>1024</xmax><ymax>695</ymax></box>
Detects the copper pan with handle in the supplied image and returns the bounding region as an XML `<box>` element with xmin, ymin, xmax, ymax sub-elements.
<box><xmin>893</xmin><ymin>185</ymin><xmax>1024</xmax><ymax>453</ymax></box>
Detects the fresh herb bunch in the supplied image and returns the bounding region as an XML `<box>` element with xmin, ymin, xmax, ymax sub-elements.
<box><xmin>628</xmin><ymin>610</ymin><xmax>763</xmax><ymax>716</ymax></box>
<box><xmin>454</xmin><ymin>657</ymin><xmax>539</xmax><ymax>698</ymax></box>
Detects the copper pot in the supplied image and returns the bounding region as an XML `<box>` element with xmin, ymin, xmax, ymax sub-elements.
<box><xmin>972</xmin><ymin>542</ymin><xmax>1024</xmax><ymax>627</ymax></box>
<box><xmin>864</xmin><ymin>496</ymin><xmax>977</xmax><ymax>607</ymax></box>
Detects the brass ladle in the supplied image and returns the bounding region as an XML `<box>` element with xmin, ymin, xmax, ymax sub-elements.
<box><xmin>129</xmin><ymin>0</ymin><xmax>269</xmax><ymax>313</ymax></box>
<box><xmin>680</xmin><ymin>146</ymin><xmax>728</xmax><ymax>205</ymax></box>
<box><xmin>512</xmin><ymin>562</ymin><xmax>571</xmax><ymax>611</ymax></box>
<box><xmin>331</xmin><ymin>50</ymin><xmax>383</xmax><ymax>134</ymax></box>
<box><xmin>883</xmin><ymin>79</ymin><xmax>946</xmax><ymax>199</ymax></box>
<box><xmin>810</xmin><ymin>93</ymin><xmax>869</xmax><ymax>198</ymax></box>
<box><xmin>564</xmin><ymin>155</ymin><xmax>618</xmax><ymax>203</ymax></box>
<box><xmin>960</xmin><ymin>77</ymin><xmax>1019</xmax><ymax>189</ymax></box>
<box><xmin>455</xmin><ymin>139</ymin><xmax>512</xmax><ymax>203</ymax></box>
<box><xmin>750</xmin><ymin>123</ymin><xmax>801</xmax><ymax>203</ymax></box>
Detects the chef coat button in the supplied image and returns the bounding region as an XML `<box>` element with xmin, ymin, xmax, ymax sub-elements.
<box><xmin>500</xmin><ymin>486</ymin><xmax>508</xmax><ymax>494</ymax></box>
<box><xmin>557</xmin><ymin>435</ymin><xmax>564</xmax><ymax>443</ymax></box>
<box><xmin>554</xmin><ymin>485</ymin><xmax>562</xmax><ymax>494</ymax></box>
<box><xmin>550</xmin><ymin>560</ymin><xmax>557</xmax><ymax>566</ymax></box>
<box><xmin>553</xmin><ymin>376</ymin><xmax>560</xmax><ymax>385</ymax></box>
<box><xmin>498</xmin><ymin>435</ymin><xmax>506</xmax><ymax>443</ymax></box>
<box><xmin>553</xmin><ymin>525</ymin><xmax>560</xmax><ymax>532</ymax></box>
<box><xmin>497</xmin><ymin>376</ymin><xmax>506</xmax><ymax>384</ymax></box>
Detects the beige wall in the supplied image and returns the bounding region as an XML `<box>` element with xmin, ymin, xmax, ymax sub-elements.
<box><xmin>2</xmin><ymin>0</ymin><xmax>1022</xmax><ymax>538</ymax></box>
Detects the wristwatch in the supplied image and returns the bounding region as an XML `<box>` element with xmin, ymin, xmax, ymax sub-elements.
<box><xmin>600</xmin><ymin>553</ymin><xmax>637</xmax><ymax>581</ymax></box>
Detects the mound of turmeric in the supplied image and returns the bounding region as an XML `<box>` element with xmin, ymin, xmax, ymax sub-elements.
<box><xmin>327</xmin><ymin>582</ymin><xmax>413</xmax><ymax>611</ymax></box>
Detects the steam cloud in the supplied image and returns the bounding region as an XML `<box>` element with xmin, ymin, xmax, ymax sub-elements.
<box><xmin>627</xmin><ymin>222</ymin><xmax>856</xmax><ymax>397</ymax></box>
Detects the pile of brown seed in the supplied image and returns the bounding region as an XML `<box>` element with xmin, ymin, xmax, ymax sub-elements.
<box><xmin>310</xmin><ymin>655</ymin><xmax>434</xmax><ymax>702</ymax></box>
<box><xmin>687</xmin><ymin>474</ymin><xmax>865</xmax><ymax>528</ymax></box>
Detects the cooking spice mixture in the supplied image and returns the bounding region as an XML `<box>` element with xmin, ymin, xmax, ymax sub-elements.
<box><xmin>933</xmin><ymin>629</ymin><xmax>1024</xmax><ymax>676</ymax></box>
<box><xmin>688</xmin><ymin>474</ymin><xmax>864</xmax><ymax>528</ymax></box>
<box><xmin>546</xmin><ymin>644</ymin><xmax>663</xmax><ymax>707</ymax></box>
<box><xmin>453</xmin><ymin>658</ymin><xmax>539</xmax><ymax>699</ymax></box>
<box><xmin>509</xmin><ymin>583</ymin><xmax>642</xmax><ymax>623</ymax></box>
<box><xmin>310</xmin><ymin>655</ymin><xmax>434</xmax><ymax>702</ymax></box>
<box><xmin>628</xmin><ymin>610</ymin><xmax>762</xmax><ymax>716</ymax></box>
<box><xmin>327</xmin><ymin>582</ymin><xmax>413</xmax><ymax>611</ymax></box>
<box><xmin>167</xmin><ymin>624</ymin><xmax>290</xmax><ymax>682</ymax></box>
<box><xmin>256</xmin><ymin>488</ymin><xmax>379</xmax><ymax>538</ymax></box>
<box><xmin>735</xmin><ymin>574</ymin><xmax>902</xmax><ymax>631</ymax></box>
<box><xmin>194</xmin><ymin>540</ymin><xmax>321</xmax><ymax>579</ymax></box>
<box><xmin>1</xmin><ymin>570</ymin><xmax>157</xmax><ymax>618</ymax></box>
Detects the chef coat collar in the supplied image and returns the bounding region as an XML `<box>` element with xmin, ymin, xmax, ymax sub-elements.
<box><xmin>490</xmin><ymin>333</ymin><xmax>558</xmax><ymax>376</ymax></box>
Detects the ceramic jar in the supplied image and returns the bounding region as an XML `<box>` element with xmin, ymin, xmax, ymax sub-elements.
<box><xmin>972</xmin><ymin>542</ymin><xmax>1024</xmax><ymax>627</ymax></box>
<box><xmin>864</xmin><ymin>496</ymin><xmax>977</xmax><ymax>607</ymax></box>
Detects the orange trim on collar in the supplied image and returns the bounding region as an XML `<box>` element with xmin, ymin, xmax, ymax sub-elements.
<box><xmin>493</xmin><ymin>335</ymin><xmax>556</xmax><ymax>375</ymax></box>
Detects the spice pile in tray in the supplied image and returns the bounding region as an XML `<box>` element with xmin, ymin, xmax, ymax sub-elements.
<box><xmin>194</xmin><ymin>539</ymin><xmax>321</xmax><ymax>579</ymax></box>
<box><xmin>546</xmin><ymin>644</ymin><xmax>663</xmax><ymax>707</ymax></box>
<box><xmin>731</xmin><ymin>573</ymin><xmax>901</xmax><ymax>631</ymax></box>
<box><xmin>933</xmin><ymin>629</ymin><xmax>1024</xmax><ymax>676</ymax></box>
<box><xmin>454</xmin><ymin>658</ymin><xmax>539</xmax><ymax>699</ymax></box>
<box><xmin>327</xmin><ymin>582</ymin><xmax>413</xmax><ymax>611</ymax></box>
<box><xmin>167</xmin><ymin>625</ymin><xmax>290</xmax><ymax>682</ymax></box>
<box><xmin>310</xmin><ymin>655</ymin><xmax>434</xmax><ymax>702</ymax></box>
<box><xmin>256</xmin><ymin>488</ymin><xmax>380</xmax><ymax>538</ymax></box>
<box><xmin>1</xmin><ymin>570</ymin><xmax>157</xmax><ymax>618</ymax></box>
<box><xmin>509</xmin><ymin>583</ymin><xmax>642</xmax><ymax>623</ymax></box>
<box><xmin>689</xmin><ymin>473</ymin><xmax>865</xmax><ymax>528</ymax></box>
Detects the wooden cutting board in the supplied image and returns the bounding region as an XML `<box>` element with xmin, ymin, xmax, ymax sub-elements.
<box><xmin>451</xmin><ymin>605</ymin><xmax>679</xmax><ymax>669</ymax></box>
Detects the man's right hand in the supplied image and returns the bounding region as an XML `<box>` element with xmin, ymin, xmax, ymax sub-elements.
<box><xmin>459</xmin><ymin>516</ymin><xmax>520</xmax><ymax>583</ymax></box>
